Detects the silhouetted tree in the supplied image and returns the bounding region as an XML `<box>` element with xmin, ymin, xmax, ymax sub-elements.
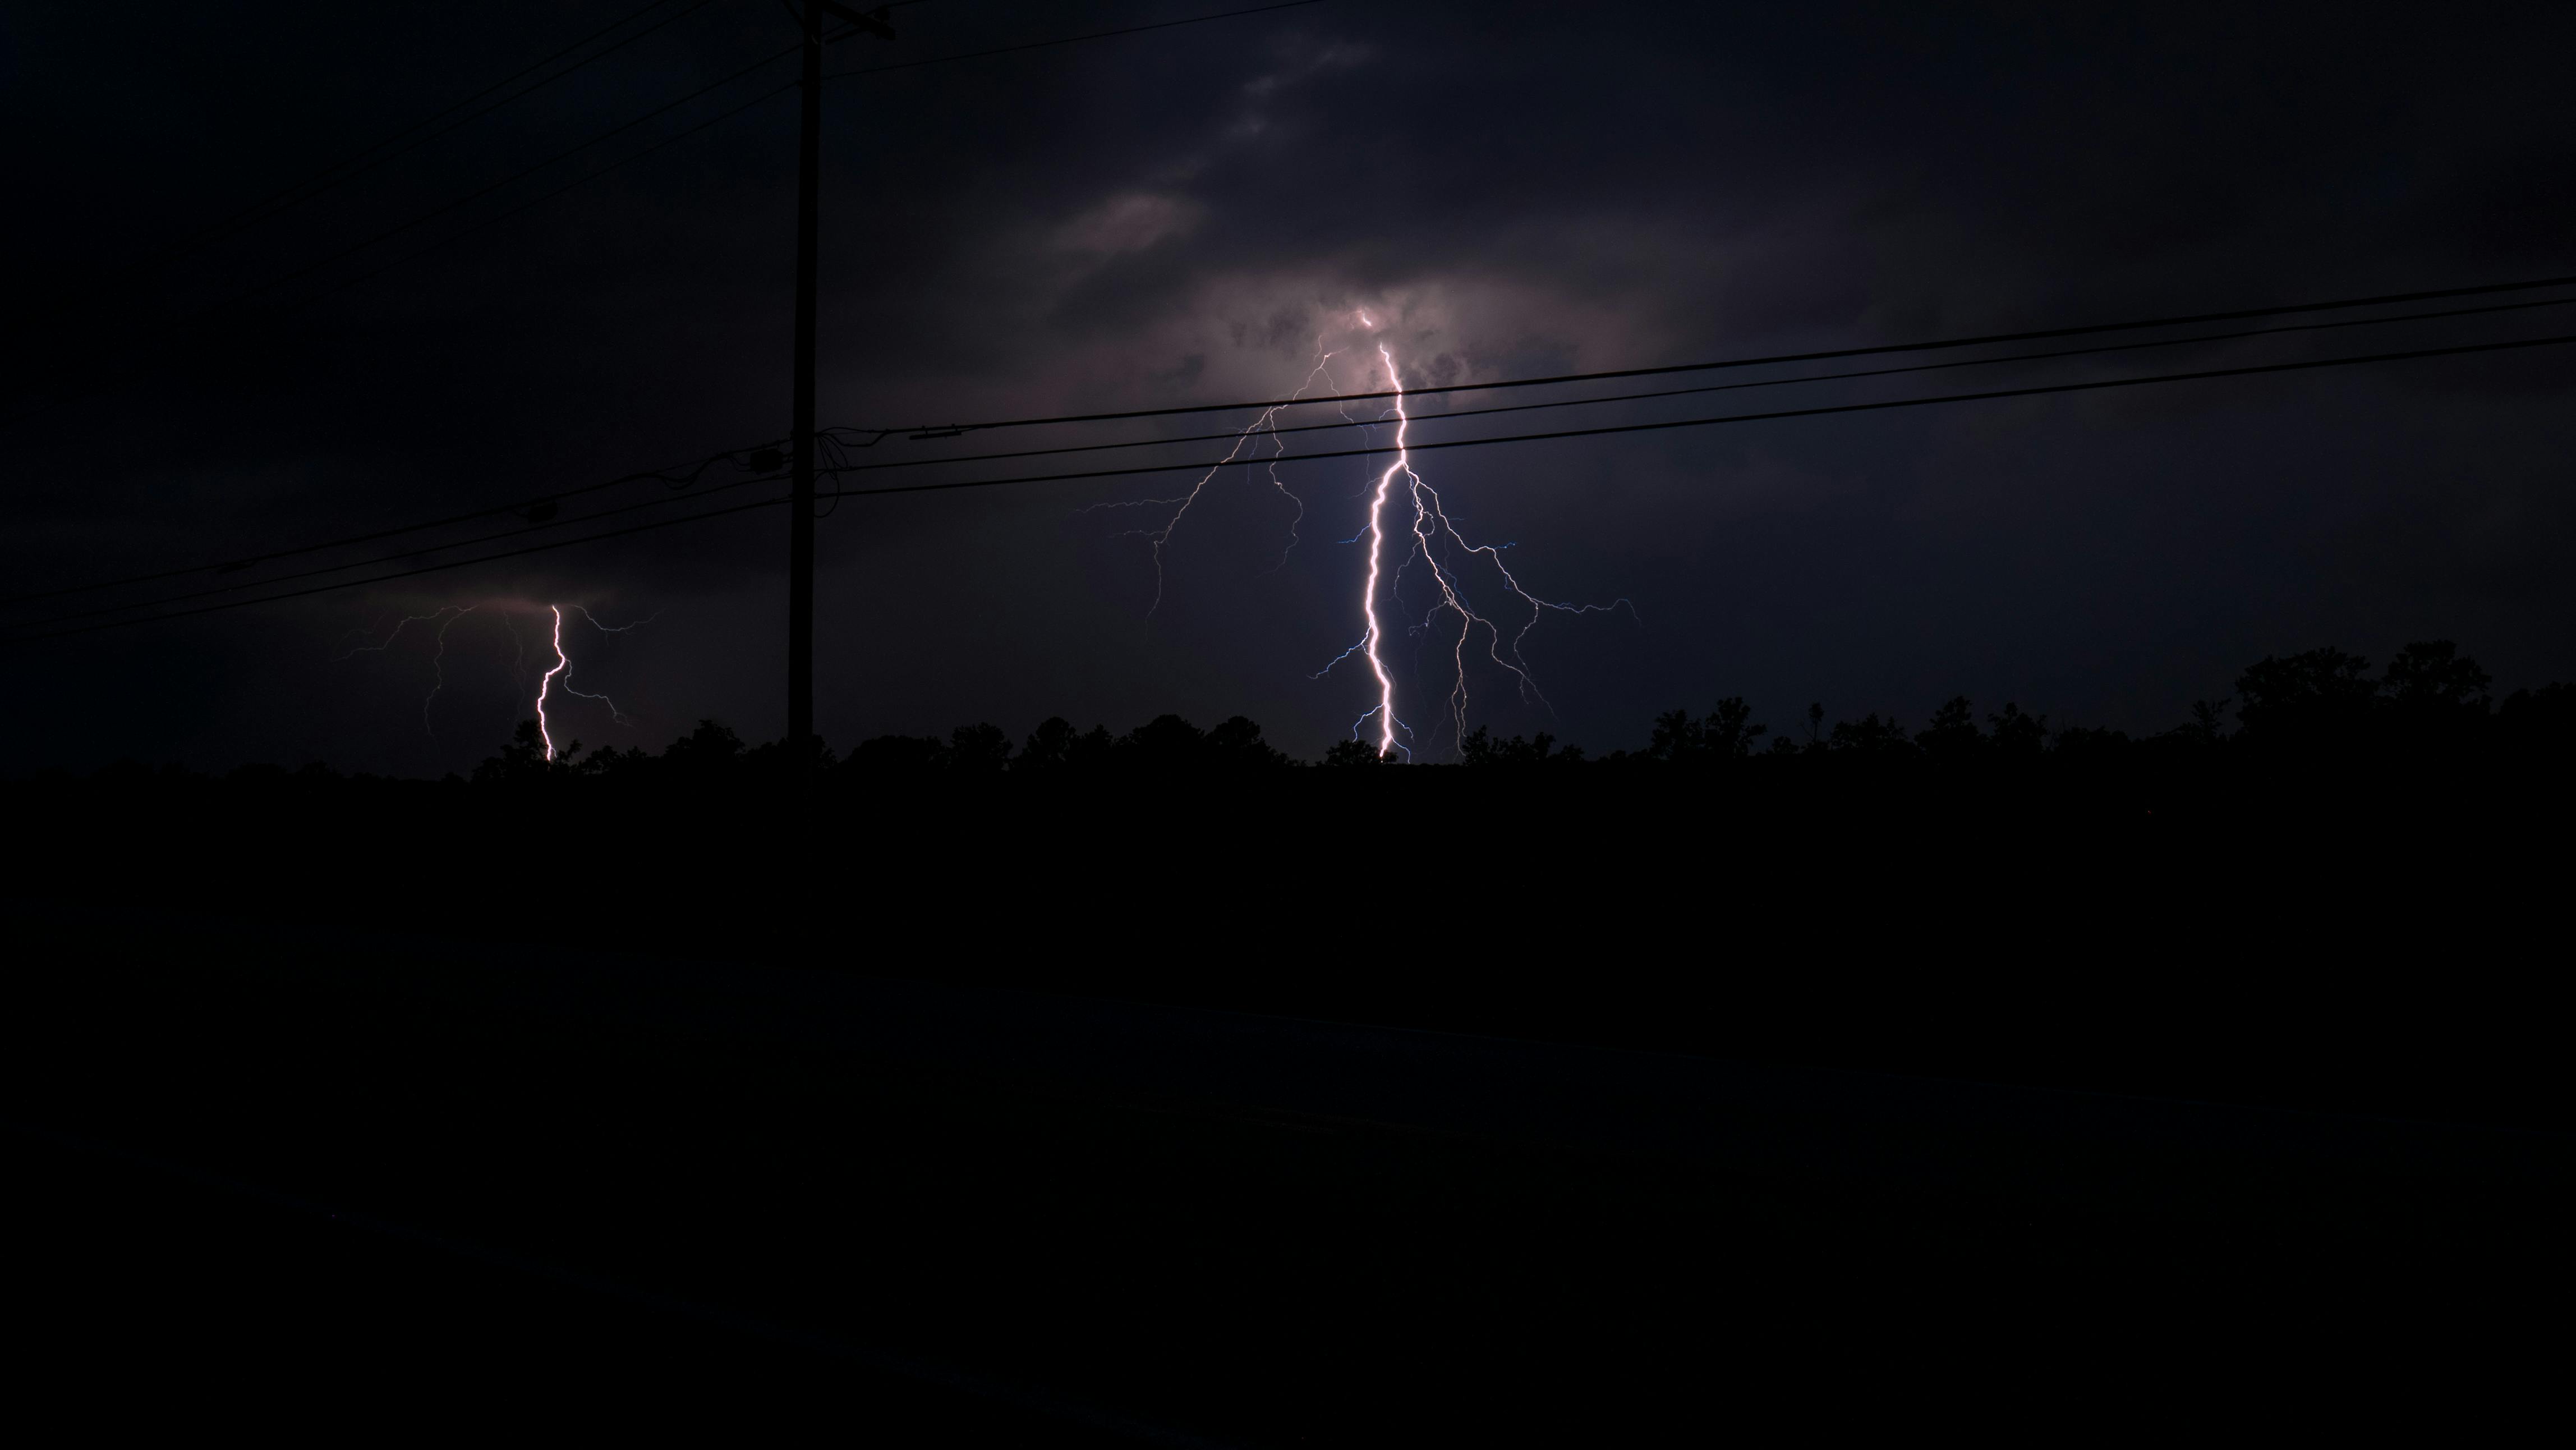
<box><xmin>1205</xmin><ymin>715</ymin><xmax>1294</xmax><ymax>768</ymax></box>
<box><xmin>1706</xmin><ymin>698</ymin><xmax>1767</xmax><ymax>758</ymax></box>
<box><xmin>663</xmin><ymin>719</ymin><xmax>745</xmax><ymax>777</ymax></box>
<box><xmin>1915</xmin><ymin>697</ymin><xmax>1981</xmax><ymax>759</ymax></box>
<box><xmin>949</xmin><ymin>722</ymin><xmax>1013</xmax><ymax>774</ymax></box>
<box><xmin>2497</xmin><ymin>682</ymin><xmax>2575</xmax><ymax>760</ymax></box>
<box><xmin>1460</xmin><ymin>727</ymin><xmax>1585</xmax><ymax>767</ymax></box>
<box><xmin>473</xmin><ymin>719</ymin><xmax>578</xmax><ymax>782</ymax></box>
<box><xmin>2384</xmin><ymin>640</ymin><xmax>2491</xmax><ymax>712</ymax></box>
<box><xmin>849</xmin><ymin>733</ymin><xmax>949</xmax><ymax>773</ymax></box>
<box><xmin>1648</xmin><ymin>698</ymin><xmax>1768</xmax><ymax>764</ymax></box>
<box><xmin>2373</xmin><ymin>641</ymin><xmax>2491</xmax><ymax>758</ymax></box>
<box><xmin>1647</xmin><ymin>709</ymin><xmax>1696</xmax><ymax>761</ymax></box>
<box><xmin>1071</xmin><ymin>723</ymin><xmax>1117</xmax><ymax>768</ymax></box>
<box><xmin>1014</xmin><ymin>718</ymin><xmax>1120</xmax><ymax>770</ymax></box>
<box><xmin>1018</xmin><ymin>717</ymin><xmax>1080</xmax><ymax>769</ymax></box>
<box><xmin>1829</xmin><ymin>713</ymin><xmax>1912</xmax><ymax>754</ymax></box>
<box><xmin>1121</xmin><ymin>714</ymin><xmax>1206</xmax><ymax>767</ymax></box>
<box><xmin>2050</xmin><ymin>724</ymin><xmax>2130</xmax><ymax>758</ymax></box>
<box><xmin>171</xmin><ymin>634</ymin><xmax>2574</xmax><ymax>810</ymax></box>
<box><xmin>580</xmin><ymin>744</ymin><xmax>654</xmax><ymax>778</ymax></box>
<box><xmin>2236</xmin><ymin>648</ymin><xmax>2376</xmax><ymax>746</ymax></box>
<box><xmin>743</xmin><ymin>735</ymin><xmax>838</xmax><ymax>777</ymax></box>
<box><xmin>1988</xmin><ymin>703</ymin><xmax>2046</xmax><ymax>757</ymax></box>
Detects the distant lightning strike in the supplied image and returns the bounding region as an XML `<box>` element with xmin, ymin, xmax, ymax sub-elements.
<box><xmin>536</xmin><ymin>604</ymin><xmax>648</xmax><ymax>760</ymax></box>
<box><xmin>1316</xmin><ymin>335</ymin><xmax>1631</xmax><ymax>758</ymax></box>
<box><xmin>1374</xmin><ymin>342</ymin><xmax>1634</xmax><ymax>752</ymax></box>
<box><xmin>336</xmin><ymin>605</ymin><xmax>474</xmax><ymax>735</ymax></box>
<box><xmin>343</xmin><ymin>600</ymin><xmax>652</xmax><ymax>759</ymax></box>
<box><xmin>422</xmin><ymin>607</ymin><xmax>470</xmax><ymax>732</ymax></box>
<box><xmin>1083</xmin><ymin>341</ymin><xmax>1341</xmax><ymax>612</ymax></box>
<box><xmin>1108</xmin><ymin>310</ymin><xmax>1629</xmax><ymax>760</ymax></box>
<box><xmin>536</xmin><ymin>606</ymin><xmax>571</xmax><ymax>760</ymax></box>
<box><xmin>1355</xmin><ymin>382</ymin><xmax>1404</xmax><ymax>754</ymax></box>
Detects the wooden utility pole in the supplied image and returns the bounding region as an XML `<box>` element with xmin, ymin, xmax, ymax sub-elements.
<box><xmin>787</xmin><ymin>1</ymin><xmax>894</xmax><ymax>755</ymax></box>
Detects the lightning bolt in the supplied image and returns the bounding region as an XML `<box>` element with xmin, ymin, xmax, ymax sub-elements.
<box><xmin>1309</xmin><ymin>361</ymin><xmax>1410</xmax><ymax>756</ymax></box>
<box><xmin>1317</xmin><ymin>334</ymin><xmax>1632</xmax><ymax>758</ymax></box>
<box><xmin>335</xmin><ymin>605</ymin><xmax>475</xmax><ymax>735</ymax></box>
<box><xmin>1092</xmin><ymin>311</ymin><xmax>1629</xmax><ymax>760</ymax></box>
<box><xmin>343</xmin><ymin>600</ymin><xmax>654</xmax><ymax>760</ymax></box>
<box><xmin>535</xmin><ymin>603</ymin><xmax>651</xmax><ymax>760</ymax></box>
<box><xmin>536</xmin><ymin>605</ymin><xmax>567</xmax><ymax>760</ymax></box>
<box><xmin>1087</xmin><ymin>339</ymin><xmax>1340</xmax><ymax>612</ymax></box>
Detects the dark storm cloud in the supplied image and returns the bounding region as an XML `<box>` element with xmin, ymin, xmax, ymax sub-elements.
<box><xmin>4</xmin><ymin>1</ymin><xmax>2572</xmax><ymax>774</ymax></box>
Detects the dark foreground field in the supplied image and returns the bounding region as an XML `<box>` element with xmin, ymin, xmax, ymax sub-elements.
<box><xmin>5</xmin><ymin>774</ymin><xmax>2566</xmax><ymax>1440</ymax></box>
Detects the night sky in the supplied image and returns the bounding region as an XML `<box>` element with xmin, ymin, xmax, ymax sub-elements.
<box><xmin>6</xmin><ymin>0</ymin><xmax>2573</xmax><ymax>776</ymax></box>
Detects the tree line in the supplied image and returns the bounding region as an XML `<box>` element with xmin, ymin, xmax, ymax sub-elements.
<box><xmin>494</xmin><ymin>637</ymin><xmax>2565</xmax><ymax>779</ymax></box>
<box><xmin>25</xmin><ymin>638</ymin><xmax>2571</xmax><ymax>794</ymax></box>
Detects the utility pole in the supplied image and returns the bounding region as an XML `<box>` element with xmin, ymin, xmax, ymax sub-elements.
<box><xmin>787</xmin><ymin>1</ymin><xmax>894</xmax><ymax>756</ymax></box>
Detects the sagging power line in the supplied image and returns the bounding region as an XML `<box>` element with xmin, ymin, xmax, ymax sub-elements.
<box><xmin>0</xmin><ymin>443</ymin><xmax>792</xmax><ymax>609</ymax></box>
<box><xmin>822</xmin><ymin>292</ymin><xmax>2576</xmax><ymax>478</ymax></box>
<box><xmin>861</xmin><ymin>272</ymin><xmax>2576</xmax><ymax>436</ymax></box>
<box><xmin>16</xmin><ymin>281</ymin><xmax>2552</xmax><ymax>616</ymax></box>
<box><xmin>11</xmin><ymin>325</ymin><xmax>2568</xmax><ymax>648</ymax></box>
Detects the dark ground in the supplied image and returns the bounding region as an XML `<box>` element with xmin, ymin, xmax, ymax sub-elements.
<box><xmin>4</xmin><ymin>778</ymin><xmax>2564</xmax><ymax>1440</ymax></box>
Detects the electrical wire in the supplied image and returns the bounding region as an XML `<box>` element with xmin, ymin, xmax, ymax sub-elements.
<box><xmin>19</xmin><ymin>474</ymin><xmax>788</xmax><ymax>630</ymax></box>
<box><xmin>2</xmin><ymin>495</ymin><xmax>792</xmax><ymax>648</ymax></box>
<box><xmin>863</xmin><ymin>273</ymin><xmax>2576</xmax><ymax>435</ymax></box>
<box><xmin>17</xmin><ymin>284</ymin><xmax>2570</xmax><ymax>615</ymax></box>
<box><xmin>10</xmin><ymin>328</ymin><xmax>2566</xmax><ymax>646</ymax></box>
<box><xmin>820</xmin><ymin>293</ymin><xmax>2576</xmax><ymax>478</ymax></box>
<box><xmin>0</xmin><ymin>2</ymin><xmax>1348</xmax><ymax>601</ymax></box>
<box><xmin>0</xmin><ymin>444</ymin><xmax>788</xmax><ymax>608</ymax></box>
<box><xmin>6</xmin><ymin>472</ymin><xmax>793</xmax><ymax>627</ymax></box>
<box><xmin>821</xmin><ymin>331</ymin><xmax>2576</xmax><ymax>500</ymax></box>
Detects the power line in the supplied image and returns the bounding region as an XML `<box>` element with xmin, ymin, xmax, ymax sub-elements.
<box><xmin>866</xmin><ymin>272</ymin><xmax>2576</xmax><ymax>435</ymax></box>
<box><xmin>11</xmin><ymin>329</ymin><xmax>2565</xmax><ymax>646</ymax></box>
<box><xmin>17</xmin><ymin>286</ymin><xmax>2569</xmax><ymax>617</ymax></box>
<box><xmin>822</xmin><ymin>293</ymin><xmax>2576</xmax><ymax>477</ymax></box>
<box><xmin>0</xmin><ymin>444</ymin><xmax>786</xmax><ymax>609</ymax></box>
<box><xmin>27</xmin><ymin>471</ymin><xmax>783</xmax><ymax>623</ymax></box>
<box><xmin>822</xmin><ymin>331</ymin><xmax>2576</xmax><ymax>500</ymax></box>
<box><xmin>3</xmin><ymin>1</ymin><xmax>1345</xmax><ymax>608</ymax></box>
<box><xmin>2</xmin><ymin>496</ymin><xmax>791</xmax><ymax>648</ymax></box>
